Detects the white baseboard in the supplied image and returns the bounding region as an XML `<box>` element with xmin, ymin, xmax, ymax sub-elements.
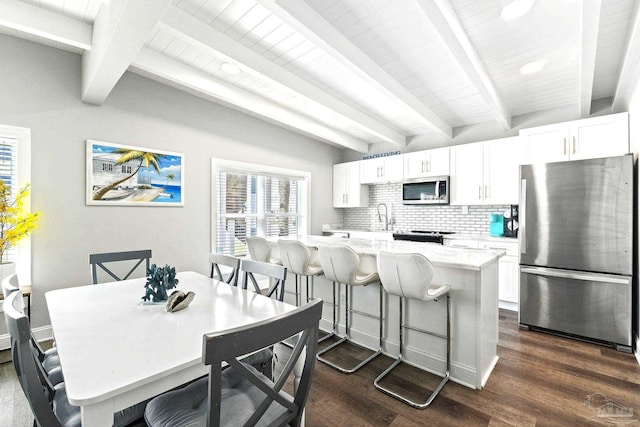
<box><xmin>0</xmin><ymin>325</ymin><xmax>53</xmax><ymax>351</ymax></box>
<box><xmin>498</xmin><ymin>301</ymin><xmax>518</xmax><ymax>311</ymax></box>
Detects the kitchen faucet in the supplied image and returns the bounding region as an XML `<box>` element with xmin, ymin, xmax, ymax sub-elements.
<box><xmin>376</xmin><ymin>203</ymin><xmax>391</xmax><ymax>231</ymax></box>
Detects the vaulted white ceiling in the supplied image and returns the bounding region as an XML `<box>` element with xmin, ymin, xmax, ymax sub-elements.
<box><xmin>1</xmin><ymin>0</ymin><xmax>639</xmax><ymax>153</ymax></box>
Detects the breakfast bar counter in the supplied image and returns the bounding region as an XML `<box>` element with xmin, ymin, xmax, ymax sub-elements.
<box><xmin>271</xmin><ymin>235</ymin><xmax>503</xmax><ymax>389</ymax></box>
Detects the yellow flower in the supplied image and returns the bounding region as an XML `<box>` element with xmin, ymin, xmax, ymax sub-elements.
<box><xmin>0</xmin><ymin>180</ymin><xmax>40</xmax><ymax>264</ymax></box>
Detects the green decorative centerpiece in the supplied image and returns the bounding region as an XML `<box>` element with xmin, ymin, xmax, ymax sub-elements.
<box><xmin>142</xmin><ymin>264</ymin><xmax>179</xmax><ymax>303</ymax></box>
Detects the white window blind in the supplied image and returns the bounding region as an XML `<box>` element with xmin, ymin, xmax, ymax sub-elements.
<box><xmin>0</xmin><ymin>136</ymin><xmax>18</xmax><ymax>262</ymax></box>
<box><xmin>215</xmin><ymin>168</ymin><xmax>303</xmax><ymax>257</ymax></box>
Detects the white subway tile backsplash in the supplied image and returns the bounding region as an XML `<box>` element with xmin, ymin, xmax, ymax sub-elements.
<box><xmin>341</xmin><ymin>182</ymin><xmax>512</xmax><ymax>235</ymax></box>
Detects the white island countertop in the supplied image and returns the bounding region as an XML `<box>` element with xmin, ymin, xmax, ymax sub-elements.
<box><xmin>276</xmin><ymin>235</ymin><xmax>505</xmax><ymax>271</ymax></box>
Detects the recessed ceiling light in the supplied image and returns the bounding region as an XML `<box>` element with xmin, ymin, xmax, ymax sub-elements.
<box><xmin>520</xmin><ymin>60</ymin><xmax>547</xmax><ymax>75</ymax></box>
<box><xmin>220</xmin><ymin>62</ymin><xmax>240</xmax><ymax>75</ymax></box>
<box><xmin>501</xmin><ymin>0</ymin><xmax>535</xmax><ymax>21</ymax></box>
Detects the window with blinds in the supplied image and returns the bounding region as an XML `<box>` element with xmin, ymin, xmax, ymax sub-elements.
<box><xmin>0</xmin><ymin>136</ymin><xmax>18</xmax><ymax>262</ymax></box>
<box><xmin>215</xmin><ymin>168</ymin><xmax>304</xmax><ymax>257</ymax></box>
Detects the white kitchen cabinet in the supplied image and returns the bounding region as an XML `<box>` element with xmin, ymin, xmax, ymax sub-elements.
<box><xmin>449</xmin><ymin>142</ymin><xmax>484</xmax><ymax>205</ymax></box>
<box><xmin>333</xmin><ymin>161</ymin><xmax>368</xmax><ymax>208</ymax></box>
<box><xmin>449</xmin><ymin>137</ymin><xmax>521</xmax><ymax>205</ymax></box>
<box><xmin>445</xmin><ymin>237</ymin><xmax>519</xmax><ymax>310</ymax></box>
<box><xmin>520</xmin><ymin>112</ymin><xmax>628</xmax><ymax>164</ymax></box>
<box><xmin>483</xmin><ymin>137</ymin><xmax>521</xmax><ymax>205</ymax></box>
<box><xmin>403</xmin><ymin>147</ymin><xmax>450</xmax><ymax>179</ymax></box>
<box><xmin>479</xmin><ymin>240</ymin><xmax>519</xmax><ymax>311</ymax></box>
<box><xmin>360</xmin><ymin>155</ymin><xmax>403</xmax><ymax>183</ymax></box>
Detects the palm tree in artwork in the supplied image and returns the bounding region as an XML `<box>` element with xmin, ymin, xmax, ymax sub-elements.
<box><xmin>93</xmin><ymin>149</ymin><xmax>167</xmax><ymax>200</ymax></box>
<box><xmin>164</xmin><ymin>173</ymin><xmax>175</xmax><ymax>188</ymax></box>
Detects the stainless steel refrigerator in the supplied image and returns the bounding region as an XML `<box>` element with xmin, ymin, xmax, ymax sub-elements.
<box><xmin>519</xmin><ymin>154</ymin><xmax>633</xmax><ymax>351</ymax></box>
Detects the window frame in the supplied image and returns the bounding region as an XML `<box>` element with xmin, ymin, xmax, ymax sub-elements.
<box><xmin>0</xmin><ymin>124</ymin><xmax>32</xmax><ymax>283</ymax></box>
<box><xmin>211</xmin><ymin>158</ymin><xmax>310</xmax><ymax>256</ymax></box>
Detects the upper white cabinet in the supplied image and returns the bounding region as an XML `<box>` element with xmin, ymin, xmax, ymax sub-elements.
<box><xmin>449</xmin><ymin>137</ymin><xmax>521</xmax><ymax>205</ymax></box>
<box><xmin>333</xmin><ymin>161</ymin><xmax>368</xmax><ymax>208</ymax></box>
<box><xmin>520</xmin><ymin>112</ymin><xmax>629</xmax><ymax>164</ymax></box>
<box><xmin>449</xmin><ymin>142</ymin><xmax>484</xmax><ymax>205</ymax></box>
<box><xmin>403</xmin><ymin>147</ymin><xmax>450</xmax><ymax>179</ymax></box>
<box><xmin>360</xmin><ymin>155</ymin><xmax>403</xmax><ymax>183</ymax></box>
<box><xmin>483</xmin><ymin>137</ymin><xmax>521</xmax><ymax>205</ymax></box>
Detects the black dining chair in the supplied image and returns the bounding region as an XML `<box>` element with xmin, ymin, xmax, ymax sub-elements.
<box><xmin>89</xmin><ymin>249</ymin><xmax>152</xmax><ymax>284</ymax></box>
<box><xmin>3</xmin><ymin>291</ymin><xmax>148</xmax><ymax>427</ymax></box>
<box><xmin>144</xmin><ymin>298</ymin><xmax>322</xmax><ymax>427</ymax></box>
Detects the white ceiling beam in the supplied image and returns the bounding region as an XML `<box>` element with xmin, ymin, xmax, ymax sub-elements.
<box><xmin>416</xmin><ymin>0</ymin><xmax>512</xmax><ymax>130</ymax></box>
<box><xmin>261</xmin><ymin>0</ymin><xmax>452</xmax><ymax>139</ymax></box>
<box><xmin>0</xmin><ymin>0</ymin><xmax>91</xmax><ymax>50</ymax></box>
<box><xmin>159</xmin><ymin>5</ymin><xmax>404</xmax><ymax>147</ymax></box>
<box><xmin>579</xmin><ymin>0</ymin><xmax>601</xmax><ymax>118</ymax></box>
<box><xmin>613</xmin><ymin>1</ymin><xmax>640</xmax><ymax>112</ymax></box>
<box><xmin>131</xmin><ymin>48</ymin><xmax>370</xmax><ymax>153</ymax></box>
<box><xmin>81</xmin><ymin>0</ymin><xmax>172</xmax><ymax>105</ymax></box>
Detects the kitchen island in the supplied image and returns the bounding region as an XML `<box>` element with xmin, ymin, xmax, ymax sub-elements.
<box><xmin>271</xmin><ymin>235</ymin><xmax>503</xmax><ymax>389</ymax></box>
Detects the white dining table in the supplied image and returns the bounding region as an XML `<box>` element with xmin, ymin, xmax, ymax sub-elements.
<box><xmin>45</xmin><ymin>271</ymin><xmax>299</xmax><ymax>427</ymax></box>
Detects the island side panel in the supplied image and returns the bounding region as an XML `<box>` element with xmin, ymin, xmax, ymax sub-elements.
<box><xmin>478</xmin><ymin>259</ymin><xmax>500</xmax><ymax>388</ymax></box>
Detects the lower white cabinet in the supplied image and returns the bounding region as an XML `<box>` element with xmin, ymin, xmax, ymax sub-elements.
<box><xmin>444</xmin><ymin>238</ymin><xmax>519</xmax><ymax>310</ymax></box>
<box><xmin>479</xmin><ymin>240</ymin><xmax>519</xmax><ymax>311</ymax></box>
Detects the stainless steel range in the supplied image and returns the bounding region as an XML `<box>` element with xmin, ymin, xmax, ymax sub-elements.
<box><xmin>392</xmin><ymin>230</ymin><xmax>455</xmax><ymax>245</ymax></box>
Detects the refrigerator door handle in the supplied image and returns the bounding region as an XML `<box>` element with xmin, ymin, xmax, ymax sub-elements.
<box><xmin>520</xmin><ymin>179</ymin><xmax>526</xmax><ymax>254</ymax></box>
<box><xmin>520</xmin><ymin>266</ymin><xmax>630</xmax><ymax>284</ymax></box>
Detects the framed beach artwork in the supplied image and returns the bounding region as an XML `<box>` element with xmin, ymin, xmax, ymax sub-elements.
<box><xmin>86</xmin><ymin>140</ymin><xmax>184</xmax><ymax>206</ymax></box>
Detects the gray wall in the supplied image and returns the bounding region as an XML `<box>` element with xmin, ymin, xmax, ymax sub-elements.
<box><xmin>0</xmin><ymin>34</ymin><xmax>343</xmax><ymax>330</ymax></box>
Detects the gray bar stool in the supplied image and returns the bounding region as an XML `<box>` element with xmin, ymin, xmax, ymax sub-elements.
<box><xmin>316</xmin><ymin>244</ymin><xmax>382</xmax><ymax>373</ymax></box>
<box><xmin>375</xmin><ymin>251</ymin><xmax>451</xmax><ymax>409</ymax></box>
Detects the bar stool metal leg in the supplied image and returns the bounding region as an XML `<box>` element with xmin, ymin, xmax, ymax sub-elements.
<box><xmin>309</xmin><ymin>275</ymin><xmax>335</xmax><ymax>343</ymax></box>
<box><xmin>316</xmin><ymin>283</ymin><xmax>383</xmax><ymax>373</ymax></box>
<box><xmin>374</xmin><ymin>293</ymin><xmax>450</xmax><ymax>409</ymax></box>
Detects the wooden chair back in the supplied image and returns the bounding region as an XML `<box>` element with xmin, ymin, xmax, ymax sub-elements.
<box><xmin>89</xmin><ymin>249</ymin><xmax>152</xmax><ymax>284</ymax></box>
<box><xmin>209</xmin><ymin>253</ymin><xmax>240</xmax><ymax>286</ymax></box>
<box><xmin>203</xmin><ymin>298</ymin><xmax>322</xmax><ymax>426</ymax></box>
<box><xmin>239</xmin><ymin>259</ymin><xmax>287</xmax><ymax>301</ymax></box>
<box><xmin>4</xmin><ymin>291</ymin><xmax>62</xmax><ymax>426</ymax></box>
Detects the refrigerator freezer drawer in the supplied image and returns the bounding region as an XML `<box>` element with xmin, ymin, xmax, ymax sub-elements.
<box><xmin>519</xmin><ymin>266</ymin><xmax>631</xmax><ymax>347</ymax></box>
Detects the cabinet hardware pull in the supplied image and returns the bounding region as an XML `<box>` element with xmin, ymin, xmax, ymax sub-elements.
<box><xmin>426</xmin><ymin>159</ymin><xmax>429</xmax><ymax>173</ymax></box>
<box><xmin>572</xmin><ymin>136</ymin><xmax>576</xmax><ymax>154</ymax></box>
<box><xmin>563</xmin><ymin>137</ymin><xmax>567</xmax><ymax>155</ymax></box>
<box><xmin>484</xmin><ymin>185</ymin><xmax>488</xmax><ymax>199</ymax></box>
<box><xmin>478</xmin><ymin>186</ymin><xmax>482</xmax><ymax>199</ymax></box>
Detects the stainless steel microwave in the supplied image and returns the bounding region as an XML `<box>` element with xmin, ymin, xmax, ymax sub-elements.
<box><xmin>402</xmin><ymin>176</ymin><xmax>450</xmax><ymax>205</ymax></box>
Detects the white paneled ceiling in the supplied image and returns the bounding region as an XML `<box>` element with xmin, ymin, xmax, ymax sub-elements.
<box><xmin>1</xmin><ymin>0</ymin><xmax>639</xmax><ymax>153</ymax></box>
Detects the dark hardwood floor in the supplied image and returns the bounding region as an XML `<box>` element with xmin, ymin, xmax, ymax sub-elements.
<box><xmin>2</xmin><ymin>310</ymin><xmax>639</xmax><ymax>426</ymax></box>
<box><xmin>303</xmin><ymin>310</ymin><xmax>640</xmax><ymax>426</ymax></box>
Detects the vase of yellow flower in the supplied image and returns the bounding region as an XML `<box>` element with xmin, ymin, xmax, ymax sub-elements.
<box><xmin>0</xmin><ymin>180</ymin><xmax>40</xmax><ymax>276</ymax></box>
